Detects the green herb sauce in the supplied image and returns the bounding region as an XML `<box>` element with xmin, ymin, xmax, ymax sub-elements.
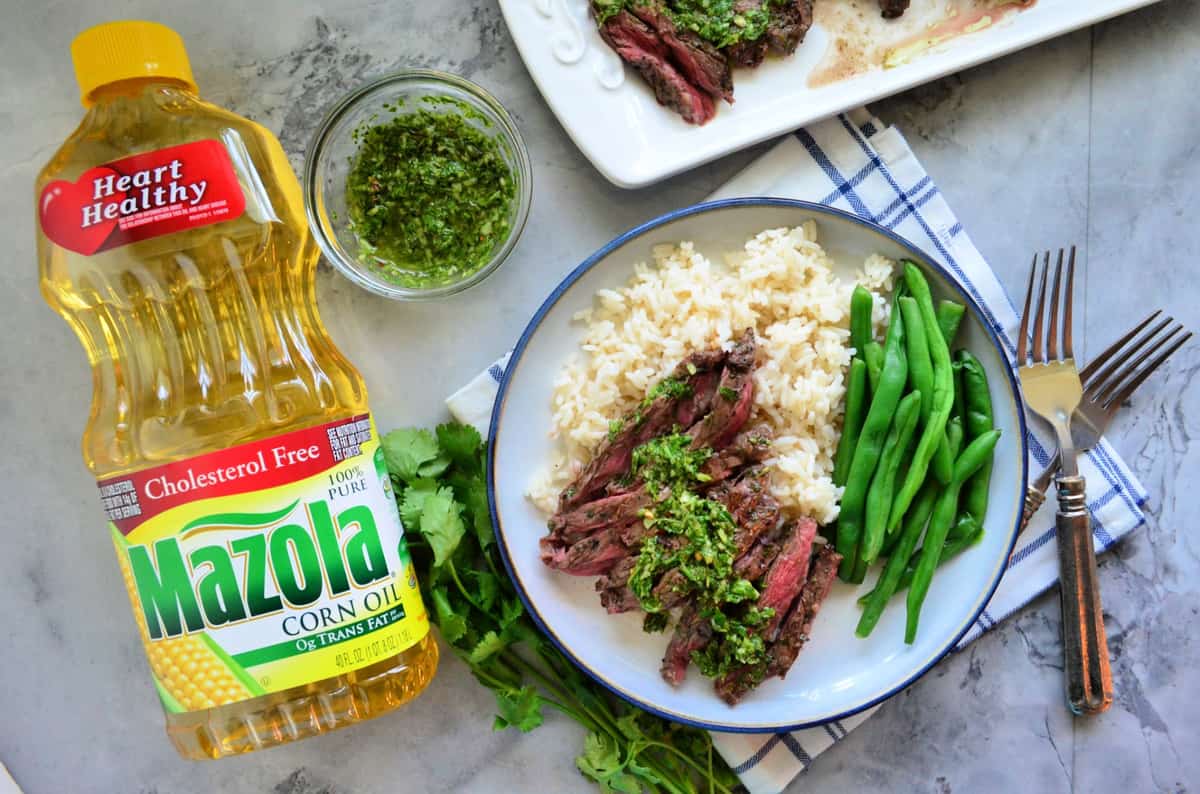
<box><xmin>345</xmin><ymin>96</ymin><xmax>517</xmax><ymax>288</ymax></box>
<box><xmin>625</xmin><ymin>433</ymin><xmax>773</xmax><ymax>678</ymax></box>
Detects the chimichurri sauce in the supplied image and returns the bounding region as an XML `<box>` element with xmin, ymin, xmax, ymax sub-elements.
<box><xmin>345</xmin><ymin>97</ymin><xmax>516</xmax><ymax>288</ymax></box>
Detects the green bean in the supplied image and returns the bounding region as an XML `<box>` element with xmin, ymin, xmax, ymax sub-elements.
<box><xmin>851</xmin><ymin>285</ymin><xmax>874</xmax><ymax>359</ymax></box>
<box><xmin>936</xmin><ymin>300</ymin><xmax>966</xmax><ymax>346</ymax></box>
<box><xmin>899</xmin><ymin>296</ymin><xmax>933</xmax><ymax>425</ymax></box>
<box><xmin>951</xmin><ymin>358</ymin><xmax>965</xmax><ymax>424</ymax></box>
<box><xmin>958</xmin><ymin>350</ymin><xmax>995</xmax><ymax>522</ymax></box>
<box><xmin>906</xmin><ymin>429</ymin><xmax>1002</xmax><ymax>643</ymax></box>
<box><xmin>861</xmin><ymin>390</ymin><xmax>921</xmax><ymax>565</ymax></box>
<box><xmin>855</xmin><ymin>478</ymin><xmax>938</xmax><ymax>637</ymax></box>
<box><xmin>857</xmin><ymin>519</ymin><xmax>984</xmax><ymax>608</ymax></box>
<box><xmin>946</xmin><ymin>511</ymin><xmax>981</xmax><ymax>543</ymax></box>
<box><xmin>889</xmin><ymin>263</ymin><xmax>956</xmax><ymax>530</ymax></box>
<box><xmin>836</xmin><ymin>295</ymin><xmax>907</xmax><ymax>581</ymax></box>
<box><xmin>833</xmin><ymin>358</ymin><xmax>869</xmax><ymax>488</ymax></box>
<box><xmin>864</xmin><ymin>341</ymin><xmax>884</xmax><ymax>392</ymax></box>
<box><xmin>945</xmin><ymin>416</ymin><xmax>964</xmax><ymax>462</ymax></box>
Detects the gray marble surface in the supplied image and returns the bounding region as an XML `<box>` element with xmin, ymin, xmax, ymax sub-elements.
<box><xmin>1</xmin><ymin>1</ymin><xmax>1197</xmax><ymax>792</ymax></box>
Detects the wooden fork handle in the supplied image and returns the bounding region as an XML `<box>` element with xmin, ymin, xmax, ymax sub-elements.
<box><xmin>1054</xmin><ymin>474</ymin><xmax>1114</xmax><ymax>715</ymax></box>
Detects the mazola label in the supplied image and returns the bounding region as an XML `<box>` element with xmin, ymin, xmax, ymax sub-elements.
<box><xmin>99</xmin><ymin>415</ymin><xmax>429</xmax><ymax>713</ymax></box>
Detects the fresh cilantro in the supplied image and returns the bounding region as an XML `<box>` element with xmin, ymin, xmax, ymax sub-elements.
<box><xmin>437</xmin><ymin>423</ymin><xmax>482</xmax><ymax>471</ymax></box>
<box><xmin>607</xmin><ymin>418</ymin><xmax>624</xmax><ymax>440</ymax></box>
<box><xmin>384</xmin><ymin>421</ymin><xmax>738</xmax><ymax>794</ymax></box>
<box><xmin>718</xmin><ymin>386</ymin><xmax>737</xmax><ymax>402</ymax></box>
<box><xmin>430</xmin><ymin>587</ymin><xmax>467</xmax><ymax>643</ymax></box>
<box><xmin>577</xmin><ymin>732</ymin><xmax>642</xmax><ymax>794</ymax></box>
<box><xmin>468</xmin><ymin>630</ymin><xmax>508</xmax><ymax>664</ymax></box>
<box><xmin>399</xmin><ymin>478</ymin><xmax>439</xmax><ymax>526</ymax></box>
<box><xmin>382</xmin><ymin>428</ymin><xmax>444</xmax><ymax>481</ymax></box>
<box><xmin>492</xmin><ymin>685</ymin><xmax>544</xmax><ymax>733</ymax></box>
<box><xmin>418</xmin><ymin>488</ymin><xmax>465</xmax><ymax>567</ymax></box>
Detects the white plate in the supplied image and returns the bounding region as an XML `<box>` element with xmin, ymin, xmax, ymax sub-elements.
<box><xmin>499</xmin><ymin>0</ymin><xmax>1162</xmax><ymax>188</ymax></box>
<box><xmin>488</xmin><ymin>200</ymin><xmax>1028</xmax><ymax>731</ymax></box>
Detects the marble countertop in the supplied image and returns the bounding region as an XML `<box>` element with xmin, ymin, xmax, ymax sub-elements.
<box><xmin>2</xmin><ymin>1</ymin><xmax>1197</xmax><ymax>792</ymax></box>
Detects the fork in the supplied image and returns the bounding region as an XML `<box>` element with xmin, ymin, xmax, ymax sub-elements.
<box><xmin>1021</xmin><ymin>310</ymin><xmax>1192</xmax><ymax>529</ymax></box>
<box><xmin>1017</xmin><ymin>247</ymin><xmax>1113</xmax><ymax>716</ymax></box>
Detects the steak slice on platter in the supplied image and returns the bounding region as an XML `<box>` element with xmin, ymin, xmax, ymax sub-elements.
<box><xmin>768</xmin><ymin>543</ymin><xmax>841</xmax><ymax>678</ymax></box>
<box><xmin>596</xmin><ymin>556</ymin><xmax>642</xmax><ymax>613</ymax></box>
<box><xmin>766</xmin><ymin>0</ymin><xmax>814</xmax><ymax>55</ymax></box>
<box><xmin>542</xmin><ymin>528</ymin><xmax>630</xmax><ymax>576</ymax></box>
<box><xmin>688</xmin><ymin>329</ymin><xmax>757</xmax><ymax>452</ymax></box>
<box><xmin>597</xmin><ymin>10</ymin><xmax>716</xmax><ymax>125</ymax></box>
<box><xmin>713</xmin><ymin>518</ymin><xmax>818</xmax><ymax>705</ymax></box>
<box><xmin>557</xmin><ymin>347</ymin><xmax>726</xmax><ymax>512</ymax></box>
<box><xmin>629</xmin><ymin>3</ymin><xmax>734</xmax><ymax>102</ymax></box>
<box><xmin>548</xmin><ymin>489</ymin><xmax>654</xmax><ymax>543</ymax></box>
<box><xmin>732</xmin><ymin>520</ymin><xmax>787</xmax><ymax>582</ymax></box>
<box><xmin>701</xmin><ymin>424</ymin><xmax>773</xmax><ymax>482</ymax></box>
<box><xmin>755</xmin><ymin>516</ymin><xmax>818</xmax><ymax>638</ymax></box>
<box><xmin>661</xmin><ymin>605</ymin><xmax>714</xmax><ymax>686</ymax></box>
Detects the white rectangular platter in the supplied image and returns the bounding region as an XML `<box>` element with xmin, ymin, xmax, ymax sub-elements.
<box><xmin>499</xmin><ymin>0</ymin><xmax>1163</xmax><ymax>188</ymax></box>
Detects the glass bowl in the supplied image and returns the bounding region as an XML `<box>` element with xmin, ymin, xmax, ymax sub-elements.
<box><xmin>304</xmin><ymin>70</ymin><xmax>532</xmax><ymax>300</ymax></box>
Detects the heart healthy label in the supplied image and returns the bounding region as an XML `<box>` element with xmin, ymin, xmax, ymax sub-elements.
<box><xmin>100</xmin><ymin>415</ymin><xmax>429</xmax><ymax>713</ymax></box>
<box><xmin>38</xmin><ymin>139</ymin><xmax>246</xmax><ymax>256</ymax></box>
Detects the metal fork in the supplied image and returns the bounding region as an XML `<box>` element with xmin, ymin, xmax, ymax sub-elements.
<box><xmin>1021</xmin><ymin>310</ymin><xmax>1192</xmax><ymax>529</ymax></box>
<box><xmin>1017</xmin><ymin>247</ymin><xmax>1113</xmax><ymax>716</ymax></box>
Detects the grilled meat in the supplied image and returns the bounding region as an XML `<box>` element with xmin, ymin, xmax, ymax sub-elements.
<box><xmin>558</xmin><ymin>348</ymin><xmax>726</xmax><ymax>512</ymax></box>
<box><xmin>597</xmin><ymin>10</ymin><xmax>717</xmax><ymax>125</ymax></box>
<box><xmin>630</xmin><ymin>3</ymin><xmax>734</xmax><ymax>102</ymax></box>
<box><xmin>661</xmin><ymin>605</ymin><xmax>714</xmax><ymax>685</ymax></box>
<box><xmin>688</xmin><ymin>329</ymin><xmax>757</xmax><ymax>451</ymax></box>
<box><xmin>768</xmin><ymin>543</ymin><xmax>841</xmax><ymax>678</ymax></box>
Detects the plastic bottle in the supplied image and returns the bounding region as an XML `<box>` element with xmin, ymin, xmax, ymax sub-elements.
<box><xmin>35</xmin><ymin>21</ymin><xmax>437</xmax><ymax>759</ymax></box>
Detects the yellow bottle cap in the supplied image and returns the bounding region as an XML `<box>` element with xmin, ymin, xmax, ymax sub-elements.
<box><xmin>70</xmin><ymin>21</ymin><xmax>197</xmax><ymax>107</ymax></box>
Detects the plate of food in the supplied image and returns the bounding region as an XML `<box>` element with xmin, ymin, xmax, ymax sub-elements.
<box><xmin>498</xmin><ymin>0</ymin><xmax>1163</xmax><ymax>187</ymax></box>
<box><xmin>488</xmin><ymin>198</ymin><xmax>1027</xmax><ymax>730</ymax></box>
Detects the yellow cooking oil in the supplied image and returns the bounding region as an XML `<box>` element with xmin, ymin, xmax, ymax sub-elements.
<box><xmin>36</xmin><ymin>21</ymin><xmax>437</xmax><ymax>759</ymax></box>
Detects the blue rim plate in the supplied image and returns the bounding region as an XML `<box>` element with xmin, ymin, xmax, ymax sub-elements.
<box><xmin>488</xmin><ymin>198</ymin><xmax>1028</xmax><ymax>732</ymax></box>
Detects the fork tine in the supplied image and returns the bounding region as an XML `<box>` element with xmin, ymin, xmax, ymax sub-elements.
<box><xmin>1083</xmin><ymin>316</ymin><xmax>1174</xmax><ymax>401</ymax></box>
<box><xmin>1048</xmin><ymin>249</ymin><xmax>1064</xmax><ymax>361</ymax></box>
<box><xmin>1031</xmin><ymin>252</ymin><xmax>1050</xmax><ymax>363</ymax></box>
<box><xmin>1018</xmin><ymin>253</ymin><xmax>1037</xmax><ymax>365</ymax></box>
<box><xmin>1079</xmin><ymin>310</ymin><xmax>1163</xmax><ymax>382</ymax></box>
<box><xmin>1102</xmin><ymin>330</ymin><xmax>1192</xmax><ymax>411</ymax></box>
<box><xmin>1093</xmin><ymin>324</ymin><xmax>1185</xmax><ymax>408</ymax></box>
<box><xmin>1063</xmin><ymin>246</ymin><xmax>1076</xmax><ymax>360</ymax></box>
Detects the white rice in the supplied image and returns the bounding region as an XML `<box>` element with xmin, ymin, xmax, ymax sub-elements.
<box><xmin>528</xmin><ymin>224</ymin><xmax>894</xmax><ymax>526</ymax></box>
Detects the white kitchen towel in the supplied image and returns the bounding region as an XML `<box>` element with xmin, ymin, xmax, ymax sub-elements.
<box><xmin>446</xmin><ymin>108</ymin><xmax>1149</xmax><ymax>794</ymax></box>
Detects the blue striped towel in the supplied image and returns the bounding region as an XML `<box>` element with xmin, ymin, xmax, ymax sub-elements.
<box><xmin>446</xmin><ymin>108</ymin><xmax>1148</xmax><ymax>794</ymax></box>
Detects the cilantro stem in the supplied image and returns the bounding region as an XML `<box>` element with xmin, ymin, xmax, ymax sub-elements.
<box><xmin>637</xmin><ymin>741</ymin><xmax>736</xmax><ymax>794</ymax></box>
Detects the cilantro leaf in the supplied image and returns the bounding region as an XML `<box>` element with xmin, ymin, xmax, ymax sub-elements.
<box><xmin>418</xmin><ymin>488</ymin><xmax>466</xmax><ymax>568</ymax></box>
<box><xmin>467</xmin><ymin>569</ymin><xmax>499</xmax><ymax>612</ymax></box>
<box><xmin>437</xmin><ymin>422</ymin><xmax>483</xmax><ymax>471</ymax></box>
<box><xmin>382</xmin><ymin>428</ymin><xmax>441</xmax><ymax>482</ymax></box>
<box><xmin>468</xmin><ymin>630</ymin><xmax>508</xmax><ymax>664</ymax></box>
<box><xmin>430</xmin><ymin>586</ymin><xmax>467</xmax><ymax>644</ymax></box>
<box><xmin>498</xmin><ymin>597</ymin><xmax>525</xmax><ymax>629</ymax></box>
<box><xmin>399</xmin><ymin>478</ymin><xmax>439</xmax><ymax>526</ymax></box>
<box><xmin>449</xmin><ymin>470</ymin><xmax>494</xmax><ymax>549</ymax></box>
<box><xmin>491</xmin><ymin>685</ymin><xmax>544</xmax><ymax>733</ymax></box>
<box><xmin>576</xmin><ymin>732</ymin><xmax>640</xmax><ymax>794</ymax></box>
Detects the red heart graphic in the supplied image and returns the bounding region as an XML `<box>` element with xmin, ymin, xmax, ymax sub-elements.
<box><xmin>39</xmin><ymin>166</ymin><xmax>125</xmax><ymax>256</ymax></box>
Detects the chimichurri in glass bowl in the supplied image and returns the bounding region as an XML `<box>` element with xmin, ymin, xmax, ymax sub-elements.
<box><xmin>305</xmin><ymin>70</ymin><xmax>532</xmax><ymax>300</ymax></box>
